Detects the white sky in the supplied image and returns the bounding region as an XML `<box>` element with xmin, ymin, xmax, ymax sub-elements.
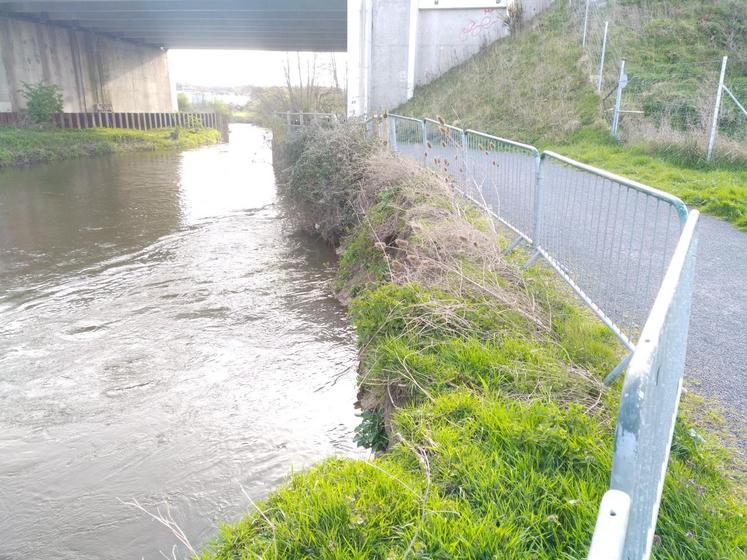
<box><xmin>168</xmin><ymin>50</ymin><xmax>347</xmax><ymax>88</ymax></box>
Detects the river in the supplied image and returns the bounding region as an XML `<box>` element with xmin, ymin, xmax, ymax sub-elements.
<box><xmin>0</xmin><ymin>124</ymin><xmax>363</xmax><ymax>559</ymax></box>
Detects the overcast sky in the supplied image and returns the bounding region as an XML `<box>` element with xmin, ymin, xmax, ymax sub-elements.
<box><xmin>168</xmin><ymin>50</ymin><xmax>347</xmax><ymax>88</ymax></box>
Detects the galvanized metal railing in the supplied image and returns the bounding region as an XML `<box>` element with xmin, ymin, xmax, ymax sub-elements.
<box><xmin>464</xmin><ymin>130</ymin><xmax>540</xmax><ymax>250</ymax></box>
<box><xmin>532</xmin><ymin>152</ymin><xmax>688</xmax><ymax>354</ymax></box>
<box><xmin>588</xmin><ymin>209</ymin><xmax>699</xmax><ymax>560</ymax></box>
<box><xmin>384</xmin><ymin>113</ymin><xmax>700</xmax><ymax>560</ymax></box>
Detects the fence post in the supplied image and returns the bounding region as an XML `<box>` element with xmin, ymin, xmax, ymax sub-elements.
<box><xmin>461</xmin><ymin>129</ymin><xmax>468</xmax><ymax>188</ymax></box>
<box><xmin>707</xmin><ymin>55</ymin><xmax>728</xmax><ymax>162</ymax></box>
<box><xmin>387</xmin><ymin>115</ymin><xmax>396</xmax><ymax>152</ymax></box>
<box><xmin>597</xmin><ymin>21</ymin><xmax>609</xmax><ymax>92</ymax></box>
<box><xmin>422</xmin><ymin>119</ymin><xmax>428</xmax><ymax>164</ymax></box>
<box><xmin>611</xmin><ymin>60</ymin><xmax>626</xmax><ymax>139</ymax></box>
<box><xmin>525</xmin><ymin>152</ymin><xmax>544</xmax><ymax>266</ymax></box>
<box><xmin>582</xmin><ymin>0</ymin><xmax>591</xmax><ymax>46</ymax></box>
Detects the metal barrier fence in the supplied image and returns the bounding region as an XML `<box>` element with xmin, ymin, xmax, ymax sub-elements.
<box><xmin>588</xmin><ymin>210</ymin><xmax>699</xmax><ymax>560</ymax></box>
<box><xmin>386</xmin><ymin>114</ymin><xmax>423</xmax><ymax>159</ymax></box>
<box><xmin>389</xmin><ymin>114</ymin><xmax>688</xmax><ymax>354</ymax></box>
<box><xmin>464</xmin><ymin>130</ymin><xmax>539</xmax><ymax>248</ymax></box>
<box><xmin>535</xmin><ymin>152</ymin><xmax>687</xmax><ymax>350</ymax></box>
<box><xmin>385</xmin><ymin>113</ymin><xmax>699</xmax><ymax>560</ymax></box>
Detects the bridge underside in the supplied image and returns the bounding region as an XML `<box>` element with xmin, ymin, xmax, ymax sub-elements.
<box><xmin>0</xmin><ymin>0</ymin><xmax>347</xmax><ymax>51</ymax></box>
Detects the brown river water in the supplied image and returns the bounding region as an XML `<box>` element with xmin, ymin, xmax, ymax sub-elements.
<box><xmin>0</xmin><ymin>124</ymin><xmax>363</xmax><ymax>559</ymax></box>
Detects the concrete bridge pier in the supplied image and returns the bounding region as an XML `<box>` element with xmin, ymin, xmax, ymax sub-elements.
<box><xmin>0</xmin><ymin>15</ymin><xmax>175</xmax><ymax>113</ymax></box>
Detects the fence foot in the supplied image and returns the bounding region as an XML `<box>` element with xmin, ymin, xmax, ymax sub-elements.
<box><xmin>523</xmin><ymin>249</ymin><xmax>541</xmax><ymax>269</ymax></box>
<box><xmin>604</xmin><ymin>352</ymin><xmax>633</xmax><ymax>386</ymax></box>
<box><xmin>503</xmin><ymin>235</ymin><xmax>524</xmax><ymax>255</ymax></box>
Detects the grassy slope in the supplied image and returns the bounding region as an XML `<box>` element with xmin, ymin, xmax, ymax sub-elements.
<box><xmin>202</xmin><ymin>126</ymin><xmax>746</xmax><ymax>559</ymax></box>
<box><xmin>0</xmin><ymin>126</ymin><xmax>221</xmax><ymax>169</ymax></box>
<box><xmin>397</xmin><ymin>0</ymin><xmax>747</xmax><ymax>230</ymax></box>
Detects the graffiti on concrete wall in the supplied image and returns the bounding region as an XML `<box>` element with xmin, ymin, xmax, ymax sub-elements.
<box><xmin>461</xmin><ymin>9</ymin><xmax>503</xmax><ymax>40</ymax></box>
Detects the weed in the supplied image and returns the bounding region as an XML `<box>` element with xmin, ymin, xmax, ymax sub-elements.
<box><xmin>353</xmin><ymin>409</ymin><xmax>389</xmax><ymax>452</ymax></box>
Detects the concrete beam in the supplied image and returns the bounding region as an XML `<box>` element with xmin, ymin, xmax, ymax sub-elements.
<box><xmin>0</xmin><ymin>0</ymin><xmax>347</xmax><ymax>51</ymax></box>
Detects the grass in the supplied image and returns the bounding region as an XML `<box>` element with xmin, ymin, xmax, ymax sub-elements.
<box><xmin>395</xmin><ymin>0</ymin><xmax>747</xmax><ymax>229</ymax></box>
<box><xmin>201</xmin><ymin>126</ymin><xmax>746</xmax><ymax>559</ymax></box>
<box><xmin>0</xmin><ymin>126</ymin><xmax>222</xmax><ymax>169</ymax></box>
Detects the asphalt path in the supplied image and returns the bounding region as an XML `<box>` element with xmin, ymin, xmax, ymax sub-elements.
<box><xmin>687</xmin><ymin>215</ymin><xmax>746</xmax><ymax>450</ymax></box>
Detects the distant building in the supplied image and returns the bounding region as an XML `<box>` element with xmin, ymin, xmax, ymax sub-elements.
<box><xmin>177</xmin><ymin>87</ymin><xmax>251</xmax><ymax>107</ymax></box>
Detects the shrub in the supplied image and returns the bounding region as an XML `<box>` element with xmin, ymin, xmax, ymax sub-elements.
<box><xmin>20</xmin><ymin>81</ymin><xmax>63</xmax><ymax>124</ymax></box>
<box><xmin>275</xmin><ymin>121</ymin><xmax>379</xmax><ymax>245</ymax></box>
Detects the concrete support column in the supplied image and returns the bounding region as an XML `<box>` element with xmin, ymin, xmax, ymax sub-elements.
<box><xmin>406</xmin><ymin>0</ymin><xmax>419</xmax><ymax>100</ymax></box>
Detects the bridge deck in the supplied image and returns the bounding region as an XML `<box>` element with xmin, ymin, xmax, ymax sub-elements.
<box><xmin>0</xmin><ymin>0</ymin><xmax>346</xmax><ymax>51</ymax></box>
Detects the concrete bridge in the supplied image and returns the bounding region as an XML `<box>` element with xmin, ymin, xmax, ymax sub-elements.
<box><xmin>0</xmin><ymin>0</ymin><xmax>551</xmax><ymax>115</ymax></box>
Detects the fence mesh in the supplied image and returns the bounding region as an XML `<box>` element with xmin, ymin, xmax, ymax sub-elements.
<box><xmin>573</xmin><ymin>0</ymin><xmax>747</xmax><ymax>157</ymax></box>
<box><xmin>537</xmin><ymin>153</ymin><xmax>687</xmax><ymax>345</ymax></box>
<box><xmin>464</xmin><ymin>131</ymin><xmax>538</xmax><ymax>243</ymax></box>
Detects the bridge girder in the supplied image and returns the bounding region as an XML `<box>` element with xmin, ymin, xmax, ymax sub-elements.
<box><xmin>0</xmin><ymin>0</ymin><xmax>347</xmax><ymax>51</ymax></box>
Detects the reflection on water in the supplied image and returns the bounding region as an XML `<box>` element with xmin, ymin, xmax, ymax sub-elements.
<box><xmin>0</xmin><ymin>125</ymin><xmax>363</xmax><ymax>559</ymax></box>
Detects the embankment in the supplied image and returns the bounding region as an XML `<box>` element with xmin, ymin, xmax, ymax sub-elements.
<box><xmin>202</xmin><ymin>124</ymin><xmax>746</xmax><ymax>559</ymax></box>
<box><xmin>0</xmin><ymin>126</ymin><xmax>221</xmax><ymax>169</ymax></box>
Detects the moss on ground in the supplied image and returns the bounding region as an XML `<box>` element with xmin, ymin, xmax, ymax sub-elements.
<box><xmin>0</xmin><ymin>126</ymin><xmax>222</xmax><ymax>169</ymax></box>
<box><xmin>201</xmin><ymin>127</ymin><xmax>746</xmax><ymax>559</ymax></box>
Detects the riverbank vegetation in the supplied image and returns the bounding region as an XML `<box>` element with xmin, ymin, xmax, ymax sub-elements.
<box><xmin>396</xmin><ymin>0</ymin><xmax>747</xmax><ymax>229</ymax></box>
<box><xmin>0</xmin><ymin>126</ymin><xmax>221</xmax><ymax>169</ymax></box>
<box><xmin>202</xmin><ymin>123</ymin><xmax>746</xmax><ymax>559</ymax></box>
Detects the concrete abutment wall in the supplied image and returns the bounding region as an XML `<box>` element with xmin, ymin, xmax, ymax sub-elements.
<box><xmin>348</xmin><ymin>0</ymin><xmax>554</xmax><ymax>116</ymax></box>
<box><xmin>0</xmin><ymin>15</ymin><xmax>175</xmax><ymax>113</ymax></box>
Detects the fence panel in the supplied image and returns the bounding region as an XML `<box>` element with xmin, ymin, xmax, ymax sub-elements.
<box><xmin>464</xmin><ymin>130</ymin><xmax>539</xmax><ymax>243</ymax></box>
<box><xmin>535</xmin><ymin>152</ymin><xmax>688</xmax><ymax>346</ymax></box>
<box><xmin>389</xmin><ymin>115</ymin><xmax>424</xmax><ymax>161</ymax></box>
<box><xmin>364</xmin><ymin>116</ymin><xmax>384</xmax><ymax>141</ymax></box>
<box><xmin>589</xmin><ymin>210</ymin><xmax>699</xmax><ymax>560</ymax></box>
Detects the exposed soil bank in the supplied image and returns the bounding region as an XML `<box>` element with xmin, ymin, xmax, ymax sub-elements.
<box><xmin>201</xmin><ymin>124</ymin><xmax>746</xmax><ymax>559</ymax></box>
<box><xmin>0</xmin><ymin>127</ymin><xmax>221</xmax><ymax>169</ymax></box>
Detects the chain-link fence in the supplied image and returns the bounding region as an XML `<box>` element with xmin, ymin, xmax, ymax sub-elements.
<box><xmin>386</xmin><ymin>112</ymin><xmax>699</xmax><ymax>560</ymax></box>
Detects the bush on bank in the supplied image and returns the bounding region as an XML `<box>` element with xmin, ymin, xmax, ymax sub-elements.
<box><xmin>203</xmin><ymin>124</ymin><xmax>746</xmax><ymax>559</ymax></box>
<box><xmin>0</xmin><ymin>126</ymin><xmax>222</xmax><ymax>169</ymax></box>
